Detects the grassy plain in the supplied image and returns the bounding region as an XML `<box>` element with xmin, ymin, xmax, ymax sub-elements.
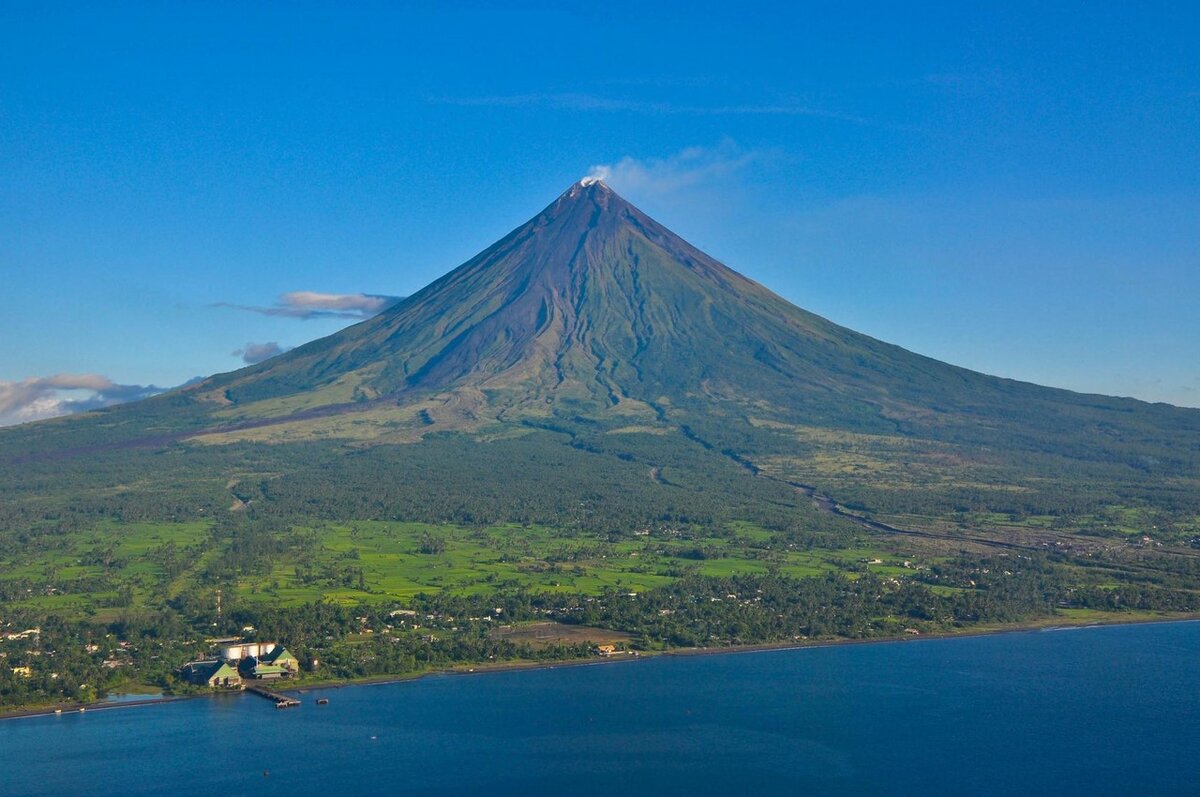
<box><xmin>0</xmin><ymin>517</ymin><xmax>931</xmax><ymax>615</ymax></box>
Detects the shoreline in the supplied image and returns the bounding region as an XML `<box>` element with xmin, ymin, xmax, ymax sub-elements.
<box><xmin>4</xmin><ymin>611</ymin><xmax>1197</xmax><ymax>722</ymax></box>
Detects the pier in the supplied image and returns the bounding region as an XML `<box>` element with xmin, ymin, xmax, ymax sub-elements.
<box><xmin>245</xmin><ymin>684</ymin><xmax>300</xmax><ymax>708</ymax></box>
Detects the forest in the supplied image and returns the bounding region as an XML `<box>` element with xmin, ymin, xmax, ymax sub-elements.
<box><xmin>2</xmin><ymin>415</ymin><xmax>1199</xmax><ymax>711</ymax></box>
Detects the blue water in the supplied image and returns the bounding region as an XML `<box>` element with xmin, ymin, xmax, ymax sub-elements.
<box><xmin>3</xmin><ymin>621</ymin><xmax>1198</xmax><ymax>796</ymax></box>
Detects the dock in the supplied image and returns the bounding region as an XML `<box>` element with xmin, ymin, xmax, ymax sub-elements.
<box><xmin>245</xmin><ymin>684</ymin><xmax>300</xmax><ymax>708</ymax></box>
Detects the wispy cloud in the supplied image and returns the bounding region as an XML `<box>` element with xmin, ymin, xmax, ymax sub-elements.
<box><xmin>0</xmin><ymin>374</ymin><xmax>165</xmax><ymax>427</ymax></box>
<box><xmin>586</xmin><ymin>142</ymin><xmax>761</xmax><ymax>197</ymax></box>
<box><xmin>233</xmin><ymin>341</ymin><xmax>290</xmax><ymax>365</ymax></box>
<box><xmin>438</xmin><ymin>92</ymin><xmax>867</xmax><ymax>124</ymax></box>
<box><xmin>213</xmin><ymin>291</ymin><xmax>404</xmax><ymax>320</ymax></box>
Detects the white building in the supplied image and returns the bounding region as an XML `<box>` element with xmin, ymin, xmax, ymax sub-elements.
<box><xmin>220</xmin><ymin>641</ymin><xmax>278</xmax><ymax>661</ymax></box>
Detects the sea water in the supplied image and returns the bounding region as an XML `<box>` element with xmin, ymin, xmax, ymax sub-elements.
<box><xmin>3</xmin><ymin>621</ymin><xmax>1198</xmax><ymax>796</ymax></box>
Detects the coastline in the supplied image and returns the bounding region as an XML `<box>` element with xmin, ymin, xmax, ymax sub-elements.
<box><xmin>0</xmin><ymin>694</ymin><xmax>193</xmax><ymax>722</ymax></box>
<box><xmin>4</xmin><ymin>610</ymin><xmax>1197</xmax><ymax>722</ymax></box>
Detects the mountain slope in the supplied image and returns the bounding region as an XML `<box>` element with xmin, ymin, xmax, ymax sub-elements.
<box><xmin>3</xmin><ymin>179</ymin><xmax>1198</xmax><ymax>532</ymax></box>
<box><xmin>184</xmin><ymin>180</ymin><xmax>1200</xmax><ymax>466</ymax></box>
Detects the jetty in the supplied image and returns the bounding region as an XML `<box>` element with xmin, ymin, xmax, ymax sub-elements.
<box><xmin>245</xmin><ymin>684</ymin><xmax>300</xmax><ymax>708</ymax></box>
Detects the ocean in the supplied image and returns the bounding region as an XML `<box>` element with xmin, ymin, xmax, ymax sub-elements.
<box><xmin>3</xmin><ymin>621</ymin><xmax>1198</xmax><ymax>796</ymax></box>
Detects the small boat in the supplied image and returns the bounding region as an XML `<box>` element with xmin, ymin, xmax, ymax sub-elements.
<box><xmin>54</xmin><ymin>709</ymin><xmax>62</xmax><ymax>714</ymax></box>
<box><xmin>316</xmin><ymin>698</ymin><xmax>329</xmax><ymax>705</ymax></box>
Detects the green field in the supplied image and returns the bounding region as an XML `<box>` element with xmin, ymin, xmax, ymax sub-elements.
<box><xmin>1</xmin><ymin>516</ymin><xmax>929</xmax><ymax>613</ymax></box>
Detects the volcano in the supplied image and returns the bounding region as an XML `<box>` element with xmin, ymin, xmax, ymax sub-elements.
<box><xmin>199</xmin><ymin>178</ymin><xmax>860</xmax><ymax>411</ymax></box>
<box><xmin>184</xmin><ymin>180</ymin><xmax>1197</xmax><ymax>460</ymax></box>
<box><xmin>4</xmin><ymin>179</ymin><xmax>1199</xmax><ymax>530</ymax></box>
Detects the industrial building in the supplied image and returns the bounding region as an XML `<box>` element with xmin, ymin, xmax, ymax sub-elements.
<box><xmin>180</xmin><ymin>641</ymin><xmax>298</xmax><ymax>688</ymax></box>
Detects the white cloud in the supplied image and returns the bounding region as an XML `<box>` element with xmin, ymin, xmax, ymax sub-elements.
<box><xmin>233</xmin><ymin>341</ymin><xmax>290</xmax><ymax>364</ymax></box>
<box><xmin>0</xmin><ymin>374</ymin><xmax>165</xmax><ymax>427</ymax></box>
<box><xmin>214</xmin><ymin>291</ymin><xmax>403</xmax><ymax>320</ymax></box>
<box><xmin>586</xmin><ymin>142</ymin><xmax>760</xmax><ymax>197</ymax></box>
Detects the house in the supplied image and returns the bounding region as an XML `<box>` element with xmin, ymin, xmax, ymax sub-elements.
<box><xmin>11</xmin><ymin>665</ymin><xmax>32</xmax><ymax>677</ymax></box>
<box><xmin>242</xmin><ymin>659</ymin><xmax>289</xmax><ymax>680</ymax></box>
<box><xmin>596</xmin><ymin>644</ymin><xmax>618</xmax><ymax>657</ymax></box>
<box><xmin>180</xmin><ymin>659</ymin><xmax>242</xmax><ymax>688</ymax></box>
<box><xmin>238</xmin><ymin>646</ymin><xmax>299</xmax><ymax>680</ymax></box>
<box><xmin>259</xmin><ymin>645</ymin><xmax>298</xmax><ymax>671</ymax></box>
<box><xmin>4</xmin><ymin>628</ymin><xmax>40</xmax><ymax>641</ymax></box>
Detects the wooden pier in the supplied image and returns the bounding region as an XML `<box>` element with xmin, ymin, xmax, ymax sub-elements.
<box><xmin>245</xmin><ymin>684</ymin><xmax>300</xmax><ymax>708</ymax></box>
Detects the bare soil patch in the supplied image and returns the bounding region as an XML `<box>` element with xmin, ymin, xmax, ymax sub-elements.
<box><xmin>492</xmin><ymin>621</ymin><xmax>633</xmax><ymax>648</ymax></box>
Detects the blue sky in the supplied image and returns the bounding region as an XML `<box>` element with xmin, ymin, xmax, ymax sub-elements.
<box><xmin>2</xmin><ymin>2</ymin><xmax>1198</xmax><ymax>423</ymax></box>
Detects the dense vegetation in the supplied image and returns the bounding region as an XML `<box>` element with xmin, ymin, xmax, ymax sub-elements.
<box><xmin>3</xmin><ymin>422</ymin><xmax>1199</xmax><ymax>710</ymax></box>
<box><xmin>6</xmin><ymin>541</ymin><xmax>1198</xmax><ymax>709</ymax></box>
<box><xmin>2</xmin><ymin>414</ymin><xmax>1198</xmax><ymax>712</ymax></box>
